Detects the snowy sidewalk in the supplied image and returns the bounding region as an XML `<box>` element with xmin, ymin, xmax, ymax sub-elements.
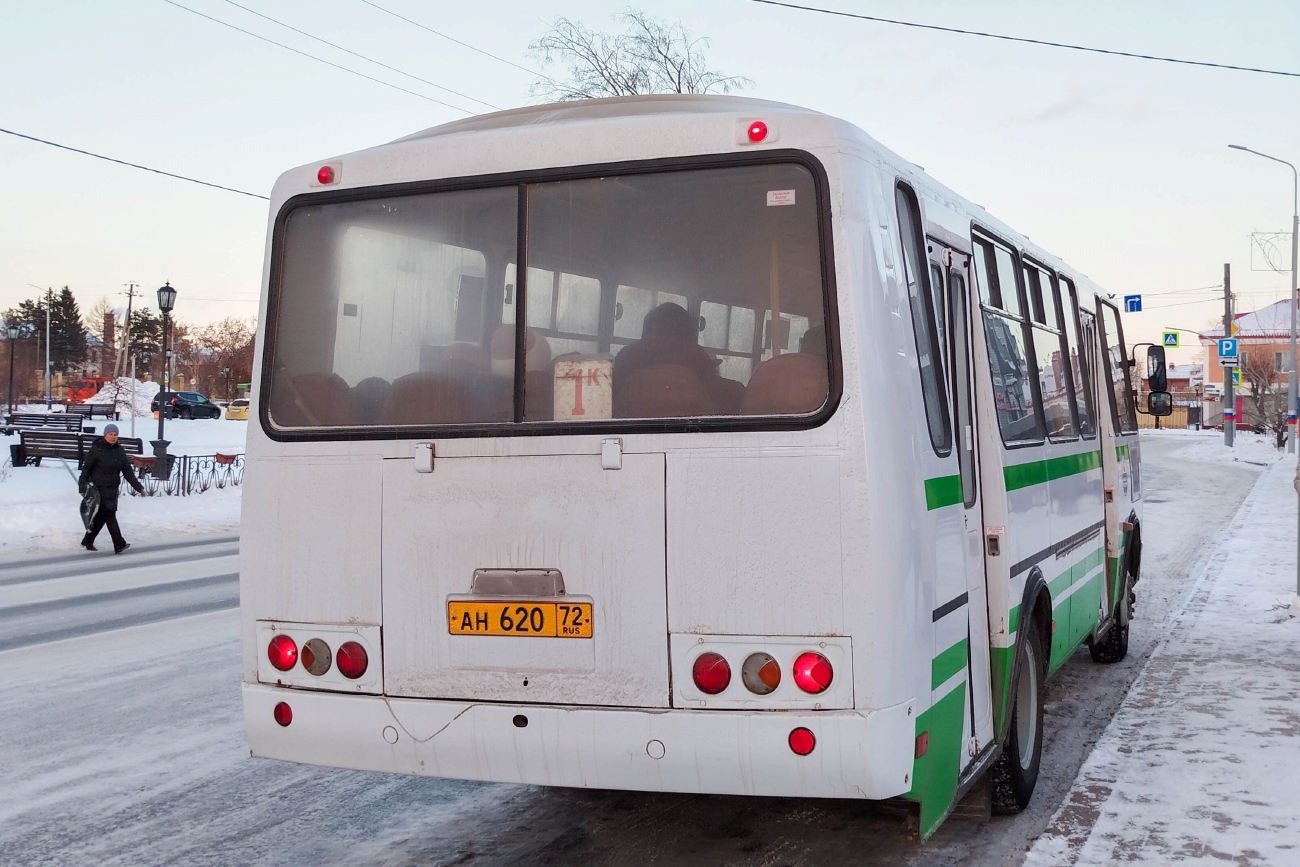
<box><xmin>1027</xmin><ymin>455</ymin><xmax>1300</xmax><ymax>865</ymax></box>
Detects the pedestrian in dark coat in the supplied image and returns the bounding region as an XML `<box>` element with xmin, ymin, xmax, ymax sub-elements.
<box><xmin>77</xmin><ymin>424</ymin><xmax>145</xmax><ymax>553</ymax></box>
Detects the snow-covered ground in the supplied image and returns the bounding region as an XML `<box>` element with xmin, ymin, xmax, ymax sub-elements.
<box><xmin>1027</xmin><ymin>432</ymin><xmax>1300</xmax><ymax>865</ymax></box>
<box><xmin>0</xmin><ymin>416</ymin><xmax>247</xmax><ymax>555</ymax></box>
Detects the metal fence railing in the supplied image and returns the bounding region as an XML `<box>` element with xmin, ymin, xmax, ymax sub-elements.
<box><xmin>129</xmin><ymin>453</ymin><xmax>244</xmax><ymax>497</ymax></box>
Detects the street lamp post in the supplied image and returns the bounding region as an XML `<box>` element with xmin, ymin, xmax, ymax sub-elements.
<box><xmin>6</xmin><ymin>324</ymin><xmax>19</xmax><ymax>414</ymax></box>
<box><xmin>151</xmin><ymin>282</ymin><xmax>178</xmax><ymax>480</ymax></box>
<box><xmin>223</xmin><ymin>366</ymin><xmax>231</xmax><ymax>402</ymax></box>
<box><xmin>1230</xmin><ymin>144</ymin><xmax>1300</xmax><ymax>599</ymax></box>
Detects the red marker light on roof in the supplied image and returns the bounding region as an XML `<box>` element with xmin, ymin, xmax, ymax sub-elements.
<box><xmin>747</xmin><ymin>120</ymin><xmax>768</xmax><ymax>143</ymax></box>
<box><xmin>317</xmin><ymin>165</ymin><xmax>335</xmax><ymax>184</ymax></box>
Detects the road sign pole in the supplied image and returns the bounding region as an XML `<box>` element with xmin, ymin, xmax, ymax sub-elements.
<box><xmin>1224</xmin><ymin>263</ymin><xmax>1234</xmax><ymax>448</ymax></box>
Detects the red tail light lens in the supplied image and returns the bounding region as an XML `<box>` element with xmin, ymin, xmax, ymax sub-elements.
<box><xmin>267</xmin><ymin>634</ymin><xmax>297</xmax><ymax>671</ymax></box>
<box><xmin>791</xmin><ymin>651</ymin><xmax>833</xmax><ymax>694</ymax></box>
<box><xmin>317</xmin><ymin>165</ymin><xmax>335</xmax><ymax>184</ymax></box>
<box><xmin>273</xmin><ymin>701</ymin><xmax>293</xmax><ymax>727</ymax></box>
<box><xmin>336</xmin><ymin>641</ymin><xmax>369</xmax><ymax>679</ymax></box>
<box><xmin>691</xmin><ymin>652</ymin><xmax>731</xmax><ymax>695</ymax></box>
<box><xmin>788</xmin><ymin>727</ymin><xmax>815</xmax><ymax>755</ymax></box>
<box><xmin>747</xmin><ymin>120</ymin><xmax>768</xmax><ymax>143</ymax></box>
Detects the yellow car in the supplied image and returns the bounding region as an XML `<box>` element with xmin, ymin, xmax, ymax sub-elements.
<box><xmin>225</xmin><ymin>398</ymin><xmax>250</xmax><ymax>420</ymax></box>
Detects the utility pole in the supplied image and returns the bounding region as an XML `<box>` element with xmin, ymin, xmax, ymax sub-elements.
<box><xmin>116</xmin><ymin>282</ymin><xmax>139</xmax><ymax>379</ymax></box>
<box><xmin>44</xmin><ymin>287</ymin><xmax>51</xmax><ymax>408</ymax></box>
<box><xmin>1223</xmin><ymin>263</ymin><xmax>1235</xmax><ymax>447</ymax></box>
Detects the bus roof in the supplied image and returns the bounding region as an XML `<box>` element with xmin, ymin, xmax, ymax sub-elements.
<box><xmin>392</xmin><ymin>95</ymin><xmax>827</xmax><ymax>144</ymax></box>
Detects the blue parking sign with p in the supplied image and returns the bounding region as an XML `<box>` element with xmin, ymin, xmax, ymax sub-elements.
<box><xmin>1218</xmin><ymin>338</ymin><xmax>1238</xmax><ymax>358</ymax></box>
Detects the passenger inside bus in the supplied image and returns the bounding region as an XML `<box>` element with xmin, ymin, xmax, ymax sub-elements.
<box><xmin>612</xmin><ymin>302</ymin><xmax>744</xmax><ymax>417</ymax></box>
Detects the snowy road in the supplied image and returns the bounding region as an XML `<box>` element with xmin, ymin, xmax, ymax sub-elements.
<box><xmin>0</xmin><ymin>535</ymin><xmax>239</xmax><ymax>651</ymax></box>
<box><xmin>0</xmin><ymin>433</ymin><xmax>1269</xmax><ymax>865</ymax></box>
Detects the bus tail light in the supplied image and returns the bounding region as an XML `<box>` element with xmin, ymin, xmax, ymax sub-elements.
<box><xmin>747</xmin><ymin>120</ymin><xmax>768</xmax><ymax>143</ymax></box>
<box><xmin>267</xmin><ymin>634</ymin><xmax>298</xmax><ymax>671</ymax></box>
<box><xmin>273</xmin><ymin>701</ymin><xmax>293</xmax><ymax>727</ymax></box>
<box><xmin>741</xmin><ymin>652</ymin><xmax>781</xmax><ymax>694</ymax></box>
<box><xmin>336</xmin><ymin>641</ymin><xmax>369</xmax><ymax>679</ymax></box>
<box><xmin>788</xmin><ymin>727</ymin><xmax>815</xmax><ymax>755</ymax></box>
<box><xmin>792</xmin><ymin>651</ymin><xmax>833</xmax><ymax>694</ymax></box>
<box><xmin>300</xmin><ymin>638</ymin><xmax>332</xmax><ymax>676</ymax></box>
<box><xmin>692</xmin><ymin>652</ymin><xmax>731</xmax><ymax>694</ymax></box>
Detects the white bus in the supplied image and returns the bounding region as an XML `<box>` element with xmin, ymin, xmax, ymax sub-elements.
<box><xmin>241</xmin><ymin>95</ymin><xmax>1168</xmax><ymax>839</ymax></box>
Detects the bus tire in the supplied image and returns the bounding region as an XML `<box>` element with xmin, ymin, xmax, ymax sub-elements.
<box><xmin>1091</xmin><ymin>528</ymin><xmax>1137</xmax><ymax>665</ymax></box>
<box><xmin>991</xmin><ymin>620</ymin><xmax>1045</xmax><ymax>815</ymax></box>
<box><xmin>1088</xmin><ymin>602</ymin><xmax>1129</xmax><ymax>664</ymax></box>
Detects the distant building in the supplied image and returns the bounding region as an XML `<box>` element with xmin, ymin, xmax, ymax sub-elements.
<box><xmin>1199</xmin><ymin>299</ymin><xmax>1293</xmax><ymax>428</ymax></box>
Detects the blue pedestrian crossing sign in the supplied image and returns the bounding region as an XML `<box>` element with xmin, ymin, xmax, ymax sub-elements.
<box><xmin>1218</xmin><ymin>338</ymin><xmax>1239</xmax><ymax>358</ymax></box>
<box><xmin>1161</xmin><ymin>331</ymin><xmax>1179</xmax><ymax>347</ymax></box>
<box><xmin>1124</xmin><ymin>295</ymin><xmax>1142</xmax><ymax>312</ymax></box>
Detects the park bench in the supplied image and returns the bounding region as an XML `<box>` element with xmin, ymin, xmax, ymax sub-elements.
<box><xmin>12</xmin><ymin>430</ymin><xmax>144</xmax><ymax>469</ymax></box>
<box><xmin>3</xmin><ymin>413</ymin><xmax>88</xmax><ymax>435</ymax></box>
<box><xmin>66</xmin><ymin>404</ymin><xmax>120</xmax><ymax>420</ymax></box>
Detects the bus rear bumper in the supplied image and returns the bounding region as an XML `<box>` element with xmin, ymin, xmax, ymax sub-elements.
<box><xmin>243</xmin><ymin>682</ymin><xmax>916</xmax><ymax>800</ymax></box>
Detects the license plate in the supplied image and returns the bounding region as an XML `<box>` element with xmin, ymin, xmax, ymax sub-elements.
<box><xmin>447</xmin><ymin>600</ymin><xmax>593</xmax><ymax>638</ymax></box>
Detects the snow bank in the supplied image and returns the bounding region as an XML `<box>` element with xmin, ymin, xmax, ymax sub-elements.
<box><xmin>84</xmin><ymin>378</ymin><xmax>160</xmax><ymax>418</ymax></box>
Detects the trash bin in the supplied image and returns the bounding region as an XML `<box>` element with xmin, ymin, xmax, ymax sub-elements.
<box><xmin>9</xmin><ymin>444</ymin><xmax>24</xmax><ymax>466</ymax></box>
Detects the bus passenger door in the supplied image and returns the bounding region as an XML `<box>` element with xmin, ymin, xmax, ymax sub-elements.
<box><xmin>931</xmin><ymin>246</ymin><xmax>995</xmax><ymax>764</ymax></box>
<box><xmin>951</xmin><ymin>256</ymin><xmax>995</xmax><ymax>758</ymax></box>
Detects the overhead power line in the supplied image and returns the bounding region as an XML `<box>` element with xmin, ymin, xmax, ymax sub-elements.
<box><xmin>161</xmin><ymin>0</ymin><xmax>476</xmax><ymax>114</ymax></box>
<box><xmin>359</xmin><ymin>0</ymin><xmax>559</xmax><ymax>86</ymax></box>
<box><xmin>0</xmin><ymin>126</ymin><xmax>268</xmax><ymax>199</ymax></box>
<box><xmin>751</xmin><ymin>0</ymin><xmax>1300</xmax><ymax>79</ymax></box>
<box><xmin>220</xmin><ymin>0</ymin><xmax>500</xmax><ymax>110</ymax></box>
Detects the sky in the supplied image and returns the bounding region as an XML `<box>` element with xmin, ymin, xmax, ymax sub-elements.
<box><xmin>0</xmin><ymin>0</ymin><xmax>1297</xmax><ymax>364</ymax></box>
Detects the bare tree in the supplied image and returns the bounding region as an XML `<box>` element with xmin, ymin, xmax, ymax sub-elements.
<box><xmin>529</xmin><ymin>9</ymin><xmax>752</xmax><ymax>101</ymax></box>
<box><xmin>83</xmin><ymin>296</ymin><xmax>115</xmax><ymax>343</ymax></box>
<box><xmin>1240</xmin><ymin>350</ymin><xmax>1287</xmax><ymax>433</ymax></box>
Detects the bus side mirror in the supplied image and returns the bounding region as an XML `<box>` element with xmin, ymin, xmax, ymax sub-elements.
<box><xmin>1147</xmin><ymin>391</ymin><xmax>1173</xmax><ymax>417</ymax></box>
<box><xmin>1145</xmin><ymin>344</ymin><xmax>1168</xmax><ymax>392</ymax></box>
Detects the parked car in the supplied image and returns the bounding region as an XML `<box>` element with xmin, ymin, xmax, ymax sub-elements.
<box><xmin>225</xmin><ymin>398</ymin><xmax>250</xmax><ymax>421</ymax></box>
<box><xmin>150</xmin><ymin>391</ymin><xmax>222</xmax><ymax>419</ymax></box>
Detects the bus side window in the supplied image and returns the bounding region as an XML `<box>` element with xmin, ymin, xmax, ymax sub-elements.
<box><xmin>895</xmin><ymin>182</ymin><xmax>952</xmax><ymax>455</ymax></box>
<box><xmin>1058</xmin><ymin>275</ymin><xmax>1095</xmax><ymax>437</ymax></box>
<box><xmin>1024</xmin><ymin>262</ymin><xmax>1077</xmax><ymax>440</ymax></box>
<box><xmin>973</xmin><ymin>234</ymin><xmax>1044</xmax><ymax>446</ymax></box>
<box><xmin>1098</xmin><ymin>299</ymin><xmax>1138</xmax><ymax>434</ymax></box>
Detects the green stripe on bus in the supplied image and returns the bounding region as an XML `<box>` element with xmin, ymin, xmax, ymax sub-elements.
<box><xmin>931</xmin><ymin>638</ymin><xmax>968</xmax><ymax>690</ymax></box>
<box><xmin>1003</xmin><ymin>449</ymin><xmax>1102</xmax><ymax>491</ymax></box>
<box><xmin>907</xmin><ymin>682</ymin><xmax>967</xmax><ymax>841</ymax></box>
<box><xmin>1047</xmin><ymin>547</ymin><xmax>1105</xmax><ymax>599</ymax></box>
<box><xmin>1116</xmin><ymin>444</ymin><xmax>1130</xmax><ymax>460</ymax></box>
<box><xmin>924</xmin><ymin>475</ymin><xmax>963</xmax><ymax>510</ymax></box>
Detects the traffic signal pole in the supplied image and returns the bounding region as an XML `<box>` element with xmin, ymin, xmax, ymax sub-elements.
<box><xmin>1224</xmin><ymin>263</ymin><xmax>1234</xmax><ymax>448</ymax></box>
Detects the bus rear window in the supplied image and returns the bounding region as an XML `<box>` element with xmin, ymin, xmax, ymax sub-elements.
<box><xmin>264</xmin><ymin>162</ymin><xmax>832</xmax><ymax>432</ymax></box>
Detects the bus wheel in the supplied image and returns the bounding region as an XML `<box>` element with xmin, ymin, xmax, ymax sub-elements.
<box><xmin>991</xmin><ymin>620</ymin><xmax>1045</xmax><ymax>815</ymax></box>
<box><xmin>1090</xmin><ymin>585</ymin><xmax>1131</xmax><ymax>664</ymax></box>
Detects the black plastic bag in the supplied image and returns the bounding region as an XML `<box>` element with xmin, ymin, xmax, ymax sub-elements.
<box><xmin>80</xmin><ymin>486</ymin><xmax>101</xmax><ymax>531</ymax></box>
